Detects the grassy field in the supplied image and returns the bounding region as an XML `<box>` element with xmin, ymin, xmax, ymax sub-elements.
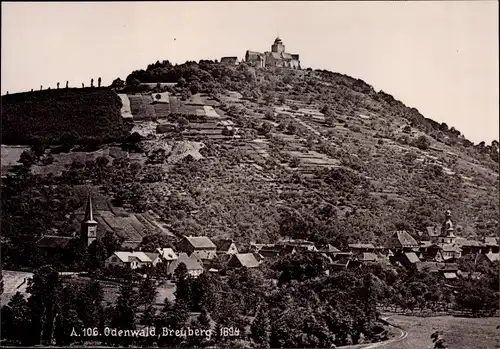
<box><xmin>382</xmin><ymin>314</ymin><xmax>500</xmax><ymax>349</ymax></box>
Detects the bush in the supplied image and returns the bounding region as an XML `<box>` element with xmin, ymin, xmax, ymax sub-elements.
<box><xmin>413</xmin><ymin>135</ymin><xmax>431</xmax><ymax>150</ymax></box>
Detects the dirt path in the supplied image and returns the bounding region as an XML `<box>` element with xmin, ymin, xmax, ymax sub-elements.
<box><xmin>337</xmin><ymin>316</ymin><xmax>409</xmax><ymax>349</ymax></box>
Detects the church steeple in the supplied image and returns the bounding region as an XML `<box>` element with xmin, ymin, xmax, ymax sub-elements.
<box><xmin>439</xmin><ymin>210</ymin><xmax>456</xmax><ymax>244</ymax></box>
<box><xmin>83</xmin><ymin>191</ymin><xmax>97</xmax><ymax>223</ymax></box>
<box><xmin>81</xmin><ymin>191</ymin><xmax>98</xmax><ymax>246</ymax></box>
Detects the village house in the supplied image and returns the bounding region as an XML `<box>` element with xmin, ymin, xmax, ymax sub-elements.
<box><xmin>422</xmin><ymin>243</ymin><xmax>462</xmax><ymax>262</ymax></box>
<box><xmin>227</xmin><ymin>253</ymin><xmax>261</xmax><ymax>268</ymax></box>
<box><xmin>390</xmin><ymin>251</ymin><xmax>420</xmax><ymax>270</ymax></box>
<box><xmin>454</xmin><ymin>238</ymin><xmax>487</xmax><ymax>255</ymax></box>
<box><xmin>143</xmin><ymin>252</ymin><xmax>162</xmax><ymax>267</ymax></box>
<box><xmin>36</xmin><ymin>235</ymin><xmax>74</xmax><ymax>258</ymax></box>
<box><xmin>330</xmin><ymin>254</ymin><xmax>352</xmax><ymax>270</ymax></box>
<box><xmin>414</xmin><ymin>261</ymin><xmax>459</xmax><ymax>280</ymax></box>
<box><xmin>422</xmin><ymin>226</ymin><xmax>441</xmax><ymax>241</ymax></box>
<box><xmin>105</xmin><ymin>251</ymin><xmax>156</xmax><ymax>269</ymax></box>
<box><xmin>483</xmin><ymin>236</ymin><xmax>499</xmax><ymax>253</ymax></box>
<box><xmin>475</xmin><ymin>251</ymin><xmax>500</xmax><ymax>267</ymax></box>
<box><xmin>177</xmin><ymin>236</ymin><xmax>217</xmax><ymax>263</ymax></box>
<box><xmin>348</xmin><ymin>243</ymin><xmax>376</xmax><ymax>256</ymax></box>
<box><xmin>167</xmin><ymin>252</ymin><xmax>204</xmax><ymax>278</ymax></box>
<box><xmin>214</xmin><ymin>239</ymin><xmax>239</xmax><ymax>255</ymax></box>
<box><xmin>156</xmin><ymin>247</ymin><xmax>178</xmax><ymax>269</ymax></box>
<box><xmin>353</xmin><ymin>252</ymin><xmax>379</xmax><ymax>266</ymax></box>
<box><xmin>317</xmin><ymin>244</ymin><xmax>341</xmax><ymax>254</ymax></box>
<box><xmin>277</xmin><ymin>238</ymin><xmax>318</xmax><ymax>252</ymax></box>
<box><xmin>389</xmin><ymin>231</ymin><xmax>419</xmax><ymax>252</ymax></box>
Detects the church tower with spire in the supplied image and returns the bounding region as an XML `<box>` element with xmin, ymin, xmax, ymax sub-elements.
<box><xmin>81</xmin><ymin>191</ymin><xmax>98</xmax><ymax>246</ymax></box>
<box><xmin>439</xmin><ymin>210</ymin><xmax>456</xmax><ymax>244</ymax></box>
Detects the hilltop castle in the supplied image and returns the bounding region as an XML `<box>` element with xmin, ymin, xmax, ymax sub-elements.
<box><xmin>244</xmin><ymin>37</ymin><xmax>301</xmax><ymax>69</ymax></box>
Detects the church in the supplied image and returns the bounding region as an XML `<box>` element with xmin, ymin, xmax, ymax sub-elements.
<box><xmin>36</xmin><ymin>191</ymin><xmax>97</xmax><ymax>257</ymax></box>
<box><xmin>245</xmin><ymin>37</ymin><xmax>301</xmax><ymax>69</ymax></box>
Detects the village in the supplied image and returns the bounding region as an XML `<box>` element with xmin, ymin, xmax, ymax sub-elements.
<box><xmin>31</xmin><ymin>192</ymin><xmax>499</xmax><ymax>283</ymax></box>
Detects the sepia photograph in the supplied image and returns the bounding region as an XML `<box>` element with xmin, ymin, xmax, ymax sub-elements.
<box><xmin>1</xmin><ymin>1</ymin><xmax>499</xmax><ymax>348</ymax></box>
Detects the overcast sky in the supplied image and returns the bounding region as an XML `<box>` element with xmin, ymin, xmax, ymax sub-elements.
<box><xmin>2</xmin><ymin>2</ymin><xmax>498</xmax><ymax>144</ymax></box>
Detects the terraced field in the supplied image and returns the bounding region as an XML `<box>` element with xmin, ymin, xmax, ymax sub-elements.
<box><xmin>128</xmin><ymin>94</ymin><xmax>156</xmax><ymax>121</ymax></box>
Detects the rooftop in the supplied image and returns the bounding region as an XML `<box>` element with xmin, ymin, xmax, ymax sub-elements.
<box><xmin>183</xmin><ymin>236</ymin><xmax>216</xmax><ymax>249</ymax></box>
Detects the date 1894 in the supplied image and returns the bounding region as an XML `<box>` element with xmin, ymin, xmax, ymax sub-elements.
<box><xmin>71</xmin><ymin>326</ymin><xmax>240</xmax><ymax>338</ymax></box>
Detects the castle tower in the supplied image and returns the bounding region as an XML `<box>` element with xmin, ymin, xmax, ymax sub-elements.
<box><xmin>271</xmin><ymin>37</ymin><xmax>285</xmax><ymax>54</ymax></box>
<box><xmin>439</xmin><ymin>210</ymin><xmax>456</xmax><ymax>244</ymax></box>
<box><xmin>81</xmin><ymin>191</ymin><xmax>98</xmax><ymax>246</ymax></box>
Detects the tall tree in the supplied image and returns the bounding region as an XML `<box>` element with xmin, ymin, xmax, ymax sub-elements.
<box><xmin>87</xmin><ymin>240</ymin><xmax>108</xmax><ymax>272</ymax></box>
<box><xmin>98</xmin><ymin>77</ymin><xmax>102</xmax><ymax>88</ymax></box>
<box><xmin>138</xmin><ymin>276</ymin><xmax>157</xmax><ymax>312</ymax></box>
<box><xmin>1</xmin><ymin>292</ymin><xmax>31</xmax><ymax>344</ymax></box>
<box><xmin>174</xmin><ymin>263</ymin><xmax>193</xmax><ymax>309</ymax></box>
<box><xmin>111</xmin><ymin>277</ymin><xmax>138</xmax><ymax>330</ymax></box>
<box><xmin>26</xmin><ymin>266</ymin><xmax>62</xmax><ymax>345</ymax></box>
<box><xmin>251</xmin><ymin>304</ymin><xmax>271</xmax><ymax>347</ymax></box>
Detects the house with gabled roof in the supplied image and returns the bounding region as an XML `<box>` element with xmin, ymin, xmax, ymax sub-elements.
<box><xmin>177</xmin><ymin>235</ymin><xmax>217</xmax><ymax>262</ymax></box>
<box><xmin>391</xmin><ymin>251</ymin><xmax>420</xmax><ymax>270</ymax></box>
<box><xmin>317</xmin><ymin>244</ymin><xmax>341</xmax><ymax>254</ymax></box>
<box><xmin>144</xmin><ymin>252</ymin><xmax>162</xmax><ymax>267</ymax></box>
<box><xmin>454</xmin><ymin>237</ymin><xmax>487</xmax><ymax>255</ymax></box>
<box><xmin>228</xmin><ymin>253</ymin><xmax>261</xmax><ymax>268</ymax></box>
<box><xmin>36</xmin><ymin>235</ymin><xmax>74</xmax><ymax>257</ymax></box>
<box><xmin>476</xmin><ymin>252</ymin><xmax>500</xmax><ymax>266</ymax></box>
<box><xmin>348</xmin><ymin>243</ymin><xmax>376</xmax><ymax>255</ymax></box>
<box><xmin>356</xmin><ymin>252</ymin><xmax>379</xmax><ymax>263</ymax></box>
<box><xmin>214</xmin><ymin>239</ymin><xmax>238</xmax><ymax>255</ymax></box>
<box><xmin>423</xmin><ymin>243</ymin><xmax>462</xmax><ymax>262</ymax></box>
<box><xmin>105</xmin><ymin>251</ymin><xmax>155</xmax><ymax>269</ymax></box>
<box><xmin>422</xmin><ymin>226</ymin><xmax>441</xmax><ymax>241</ymax></box>
<box><xmin>389</xmin><ymin>231</ymin><xmax>419</xmax><ymax>251</ymax></box>
<box><xmin>167</xmin><ymin>252</ymin><xmax>204</xmax><ymax>278</ymax></box>
<box><xmin>483</xmin><ymin>236</ymin><xmax>499</xmax><ymax>253</ymax></box>
<box><xmin>157</xmin><ymin>247</ymin><xmax>178</xmax><ymax>261</ymax></box>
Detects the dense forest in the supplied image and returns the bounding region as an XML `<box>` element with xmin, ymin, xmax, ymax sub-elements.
<box><xmin>1</xmin><ymin>88</ymin><xmax>132</xmax><ymax>146</ymax></box>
